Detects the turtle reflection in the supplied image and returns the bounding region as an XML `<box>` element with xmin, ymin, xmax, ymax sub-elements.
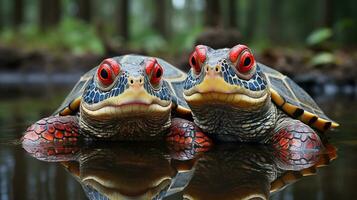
<box><xmin>182</xmin><ymin>143</ymin><xmax>336</xmax><ymax>200</ymax></box>
<box><xmin>23</xmin><ymin>140</ymin><xmax>336</xmax><ymax>200</ymax></box>
<box><xmin>24</xmin><ymin>142</ymin><xmax>199</xmax><ymax>200</ymax></box>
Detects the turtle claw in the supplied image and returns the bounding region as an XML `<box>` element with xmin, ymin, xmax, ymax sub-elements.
<box><xmin>22</xmin><ymin>115</ymin><xmax>80</xmax><ymax>145</ymax></box>
<box><xmin>166</xmin><ymin>118</ymin><xmax>212</xmax><ymax>160</ymax></box>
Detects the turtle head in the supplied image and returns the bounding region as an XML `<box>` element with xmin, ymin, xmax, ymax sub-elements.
<box><xmin>80</xmin><ymin>55</ymin><xmax>172</xmax><ymax>139</ymax></box>
<box><xmin>183</xmin><ymin>44</ymin><xmax>270</xmax><ymax>111</ymax></box>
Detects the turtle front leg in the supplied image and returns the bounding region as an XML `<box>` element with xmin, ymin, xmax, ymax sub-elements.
<box><xmin>269</xmin><ymin>118</ymin><xmax>323</xmax><ymax>152</ymax></box>
<box><xmin>22</xmin><ymin>115</ymin><xmax>80</xmax><ymax>145</ymax></box>
<box><xmin>22</xmin><ymin>115</ymin><xmax>81</xmax><ymax>161</ymax></box>
<box><xmin>166</xmin><ymin>118</ymin><xmax>213</xmax><ymax>160</ymax></box>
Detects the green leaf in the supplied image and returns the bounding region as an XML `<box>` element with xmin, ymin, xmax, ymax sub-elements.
<box><xmin>306</xmin><ymin>28</ymin><xmax>333</xmax><ymax>46</ymax></box>
<box><xmin>309</xmin><ymin>52</ymin><xmax>335</xmax><ymax>66</ymax></box>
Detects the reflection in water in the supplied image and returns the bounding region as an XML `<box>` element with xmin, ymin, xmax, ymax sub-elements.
<box><xmin>24</xmin><ymin>142</ymin><xmax>198</xmax><ymax>200</ymax></box>
<box><xmin>182</xmin><ymin>144</ymin><xmax>336</xmax><ymax>200</ymax></box>
<box><xmin>23</xmin><ymin>141</ymin><xmax>336</xmax><ymax>200</ymax></box>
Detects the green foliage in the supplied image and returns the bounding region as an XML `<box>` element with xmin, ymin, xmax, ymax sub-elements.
<box><xmin>309</xmin><ymin>52</ymin><xmax>336</xmax><ymax>67</ymax></box>
<box><xmin>306</xmin><ymin>28</ymin><xmax>333</xmax><ymax>46</ymax></box>
<box><xmin>129</xmin><ymin>28</ymin><xmax>167</xmax><ymax>52</ymax></box>
<box><xmin>53</xmin><ymin>18</ymin><xmax>104</xmax><ymax>54</ymax></box>
<box><xmin>1</xmin><ymin>0</ymin><xmax>357</xmax><ymax>56</ymax></box>
<box><xmin>0</xmin><ymin>18</ymin><xmax>104</xmax><ymax>55</ymax></box>
<box><xmin>168</xmin><ymin>26</ymin><xmax>204</xmax><ymax>53</ymax></box>
<box><xmin>335</xmin><ymin>18</ymin><xmax>357</xmax><ymax>44</ymax></box>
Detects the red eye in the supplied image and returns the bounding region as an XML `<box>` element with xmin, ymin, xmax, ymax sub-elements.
<box><xmin>151</xmin><ymin>64</ymin><xmax>163</xmax><ymax>85</ymax></box>
<box><xmin>189</xmin><ymin>45</ymin><xmax>207</xmax><ymax>75</ymax></box>
<box><xmin>189</xmin><ymin>52</ymin><xmax>200</xmax><ymax>74</ymax></box>
<box><xmin>97</xmin><ymin>58</ymin><xmax>121</xmax><ymax>86</ymax></box>
<box><xmin>145</xmin><ymin>57</ymin><xmax>156</xmax><ymax>76</ymax></box>
<box><xmin>145</xmin><ymin>58</ymin><xmax>163</xmax><ymax>85</ymax></box>
<box><xmin>238</xmin><ymin>51</ymin><xmax>255</xmax><ymax>73</ymax></box>
<box><xmin>229</xmin><ymin>44</ymin><xmax>255</xmax><ymax>74</ymax></box>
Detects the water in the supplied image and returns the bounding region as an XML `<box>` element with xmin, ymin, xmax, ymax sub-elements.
<box><xmin>0</xmin><ymin>89</ymin><xmax>356</xmax><ymax>200</ymax></box>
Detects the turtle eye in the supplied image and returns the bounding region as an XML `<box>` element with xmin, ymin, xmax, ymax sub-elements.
<box><xmin>229</xmin><ymin>44</ymin><xmax>256</xmax><ymax>77</ymax></box>
<box><xmin>151</xmin><ymin>63</ymin><xmax>163</xmax><ymax>85</ymax></box>
<box><xmin>145</xmin><ymin>58</ymin><xmax>163</xmax><ymax>86</ymax></box>
<box><xmin>237</xmin><ymin>51</ymin><xmax>255</xmax><ymax>74</ymax></box>
<box><xmin>189</xmin><ymin>45</ymin><xmax>207</xmax><ymax>75</ymax></box>
<box><xmin>97</xmin><ymin>58</ymin><xmax>121</xmax><ymax>87</ymax></box>
<box><xmin>189</xmin><ymin>52</ymin><xmax>200</xmax><ymax>74</ymax></box>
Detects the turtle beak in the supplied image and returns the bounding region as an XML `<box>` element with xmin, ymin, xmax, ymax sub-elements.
<box><xmin>186</xmin><ymin>65</ymin><xmax>237</xmax><ymax>95</ymax></box>
<box><xmin>183</xmin><ymin>64</ymin><xmax>268</xmax><ymax>109</ymax></box>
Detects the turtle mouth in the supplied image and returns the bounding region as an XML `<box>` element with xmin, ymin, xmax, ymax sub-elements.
<box><xmin>81</xmin><ymin>88</ymin><xmax>171</xmax><ymax>118</ymax></box>
<box><xmin>184</xmin><ymin>76</ymin><xmax>268</xmax><ymax>109</ymax></box>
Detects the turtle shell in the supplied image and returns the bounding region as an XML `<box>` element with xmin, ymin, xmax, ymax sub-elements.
<box><xmin>155</xmin><ymin>57</ymin><xmax>191</xmax><ymax>115</ymax></box>
<box><xmin>259</xmin><ymin>63</ymin><xmax>339</xmax><ymax>132</ymax></box>
<box><xmin>54</xmin><ymin>55</ymin><xmax>190</xmax><ymax>116</ymax></box>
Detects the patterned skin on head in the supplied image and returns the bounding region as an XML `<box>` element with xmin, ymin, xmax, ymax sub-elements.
<box><xmin>183</xmin><ymin>45</ymin><xmax>274</xmax><ymax>142</ymax></box>
<box><xmin>82</xmin><ymin>56</ymin><xmax>171</xmax><ymax>106</ymax></box>
<box><xmin>80</xmin><ymin>55</ymin><xmax>173</xmax><ymax>139</ymax></box>
<box><xmin>184</xmin><ymin>45</ymin><xmax>268</xmax><ymax>99</ymax></box>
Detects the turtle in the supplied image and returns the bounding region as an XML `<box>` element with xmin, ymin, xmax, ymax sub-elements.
<box><xmin>22</xmin><ymin>55</ymin><xmax>211</xmax><ymax>149</ymax></box>
<box><xmin>182</xmin><ymin>44</ymin><xmax>339</xmax><ymax>150</ymax></box>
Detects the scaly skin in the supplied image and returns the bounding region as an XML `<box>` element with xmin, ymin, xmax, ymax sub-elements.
<box><xmin>22</xmin><ymin>115</ymin><xmax>212</xmax><ymax>161</ymax></box>
<box><xmin>270</xmin><ymin>117</ymin><xmax>322</xmax><ymax>152</ymax></box>
<box><xmin>183</xmin><ymin>44</ymin><xmax>323</xmax><ymax>150</ymax></box>
<box><xmin>167</xmin><ymin>118</ymin><xmax>212</xmax><ymax>160</ymax></box>
<box><xmin>22</xmin><ymin>116</ymin><xmax>80</xmax><ymax>145</ymax></box>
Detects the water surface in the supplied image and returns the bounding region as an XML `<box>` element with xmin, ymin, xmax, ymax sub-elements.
<box><xmin>0</xmin><ymin>89</ymin><xmax>356</xmax><ymax>200</ymax></box>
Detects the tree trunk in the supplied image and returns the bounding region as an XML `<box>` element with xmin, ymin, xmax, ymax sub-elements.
<box><xmin>153</xmin><ymin>0</ymin><xmax>170</xmax><ymax>39</ymax></box>
<box><xmin>205</xmin><ymin>0</ymin><xmax>221</xmax><ymax>28</ymax></box>
<box><xmin>245</xmin><ymin>0</ymin><xmax>257</xmax><ymax>41</ymax></box>
<box><xmin>322</xmin><ymin>0</ymin><xmax>333</xmax><ymax>28</ymax></box>
<box><xmin>269</xmin><ymin>0</ymin><xmax>282</xmax><ymax>42</ymax></box>
<box><xmin>39</xmin><ymin>0</ymin><xmax>61</xmax><ymax>30</ymax></box>
<box><xmin>228</xmin><ymin>0</ymin><xmax>237</xmax><ymax>28</ymax></box>
<box><xmin>0</xmin><ymin>0</ymin><xmax>3</xmax><ymax>30</ymax></box>
<box><xmin>117</xmin><ymin>0</ymin><xmax>129</xmax><ymax>40</ymax></box>
<box><xmin>13</xmin><ymin>0</ymin><xmax>24</xmax><ymax>27</ymax></box>
<box><xmin>77</xmin><ymin>0</ymin><xmax>91</xmax><ymax>22</ymax></box>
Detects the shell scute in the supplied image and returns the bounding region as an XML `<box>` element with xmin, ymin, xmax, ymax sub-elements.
<box><xmin>259</xmin><ymin>63</ymin><xmax>339</xmax><ymax>131</ymax></box>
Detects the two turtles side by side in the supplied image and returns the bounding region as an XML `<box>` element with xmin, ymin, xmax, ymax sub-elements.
<box><xmin>22</xmin><ymin>45</ymin><xmax>339</xmax><ymax>152</ymax></box>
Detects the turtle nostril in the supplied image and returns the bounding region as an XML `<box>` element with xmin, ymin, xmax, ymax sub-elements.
<box><xmin>205</xmin><ymin>66</ymin><xmax>209</xmax><ymax>72</ymax></box>
<box><xmin>215</xmin><ymin>66</ymin><xmax>219</xmax><ymax>72</ymax></box>
<box><xmin>130</xmin><ymin>79</ymin><xmax>134</xmax><ymax>84</ymax></box>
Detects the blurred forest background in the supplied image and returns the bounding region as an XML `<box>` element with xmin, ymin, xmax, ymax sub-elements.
<box><xmin>0</xmin><ymin>0</ymin><xmax>356</xmax><ymax>92</ymax></box>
